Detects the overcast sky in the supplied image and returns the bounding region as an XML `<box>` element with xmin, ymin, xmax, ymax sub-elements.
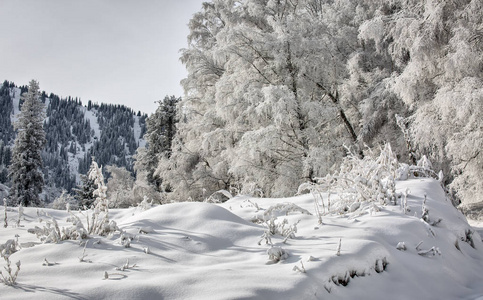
<box><xmin>0</xmin><ymin>0</ymin><xmax>204</xmax><ymax>114</ymax></box>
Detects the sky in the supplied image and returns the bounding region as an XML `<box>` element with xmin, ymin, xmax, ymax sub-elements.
<box><xmin>0</xmin><ymin>0</ymin><xmax>204</xmax><ymax>114</ymax></box>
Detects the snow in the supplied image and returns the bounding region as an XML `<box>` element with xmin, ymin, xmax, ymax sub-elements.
<box><xmin>1</xmin><ymin>178</ymin><xmax>483</xmax><ymax>299</ymax></box>
<box><xmin>133</xmin><ymin>115</ymin><xmax>146</xmax><ymax>148</ymax></box>
<box><xmin>83</xmin><ymin>107</ymin><xmax>100</xmax><ymax>140</ymax></box>
<box><xmin>9</xmin><ymin>87</ymin><xmax>21</xmax><ymax>124</ymax></box>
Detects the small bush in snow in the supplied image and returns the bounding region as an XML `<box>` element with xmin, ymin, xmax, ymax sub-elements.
<box><xmin>302</xmin><ymin>144</ymin><xmax>399</xmax><ymax>215</ymax></box>
<box><xmin>0</xmin><ymin>256</ymin><xmax>20</xmax><ymax>286</ymax></box>
<box><xmin>264</xmin><ymin>202</ymin><xmax>312</xmax><ymax>218</ymax></box>
<box><xmin>28</xmin><ymin>217</ymin><xmax>63</xmax><ymax>243</ymax></box>
<box><xmin>0</xmin><ymin>236</ymin><xmax>20</xmax><ymax>258</ymax></box>
<box><xmin>267</xmin><ymin>246</ymin><xmax>288</xmax><ymax>263</ymax></box>
<box><xmin>137</xmin><ymin>196</ymin><xmax>153</xmax><ymax>211</ymax></box>
<box><xmin>51</xmin><ymin>190</ymin><xmax>78</xmax><ymax>211</ymax></box>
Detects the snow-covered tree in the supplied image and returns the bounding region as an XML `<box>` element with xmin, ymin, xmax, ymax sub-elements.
<box><xmin>160</xmin><ymin>0</ymin><xmax>367</xmax><ymax>200</ymax></box>
<box><xmin>106</xmin><ymin>165</ymin><xmax>134</xmax><ymax>208</ymax></box>
<box><xmin>8</xmin><ymin>80</ymin><xmax>46</xmax><ymax>207</ymax></box>
<box><xmin>356</xmin><ymin>0</ymin><xmax>483</xmax><ymax>204</ymax></box>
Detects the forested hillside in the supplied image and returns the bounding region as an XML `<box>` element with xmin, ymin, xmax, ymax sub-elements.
<box><xmin>155</xmin><ymin>0</ymin><xmax>482</xmax><ymax>207</ymax></box>
<box><xmin>0</xmin><ymin>80</ymin><xmax>147</xmax><ymax>201</ymax></box>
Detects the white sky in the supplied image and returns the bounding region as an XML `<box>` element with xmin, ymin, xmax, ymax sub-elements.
<box><xmin>0</xmin><ymin>0</ymin><xmax>204</xmax><ymax>114</ymax></box>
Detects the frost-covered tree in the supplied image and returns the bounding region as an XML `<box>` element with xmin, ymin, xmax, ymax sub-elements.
<box><xmin>8</xmin><ymin>80</ymin><xmax>46</xmax><ymax>207</ymax></box>
<box><xmin>356</xmin><ymin>0</ymin><xmax>483</xmax><ymax>204</ymax></box>
<box><xmin>160</xmin><ymin>0</ymin><xmax>482</xmax><ymax>207</ymax></box>
<box><xmin>106</xmin><ymin>165</ymin><xmax>134</xmax><ymax>208</ymax></box>
<box><xmin>160</xmin><ymin>0</ymin><xmax>366</xmax><ymax>200</ymax></box>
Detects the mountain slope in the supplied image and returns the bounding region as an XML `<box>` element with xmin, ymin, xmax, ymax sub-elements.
<box><xmin>0</xmin><ymin>80</ymin><xmax>147</xmax><ymax>201</ymax></box>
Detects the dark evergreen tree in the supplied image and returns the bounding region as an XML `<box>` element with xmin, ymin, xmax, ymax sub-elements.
<box><xmin>73</xmin><ymin>173</ymin><xmax>97</xmax><ymax>208</ymax></box>
<box><xmin>136</xmin><ymin>95</ymin><xmax>180</xmax><ymax>190</ymax></box>
<box><xmin>8</xmin><ymin>80</ymin><xmax>46</xmax><ymax>206</ymax></box>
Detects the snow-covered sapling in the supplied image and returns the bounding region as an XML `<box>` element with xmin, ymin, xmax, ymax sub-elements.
<box><xmin>401</xmin><ymin>188</ymin><xmax>410</xmax><ymax>214</ymax></box>
<box><xmin>0</xmin><ymin>256</ymin><xmax>20</xmax><ymax>286</ymax></box>
<box><xmin>336</xmin><ymin>238</ymin><xmax>342</xmax><ymax>256</ymax></box>
<box><xmin>420</xmin><ymin>194</ymin><xmax>442</xmax><ymax>226</ymax></box>
<box><xmin>16</xmin><ymin>204</ymin><xmax>23</xmax><ymax>227</ymax></box>
<box><xmin>79</xmin><ymin>242</ymin><xmax>91</xmax><ymax>263</ymax></box>
<box><xmin>3</xmin><ymin>199</ymin><xmax>7</xmax><ymax>228</ymax></box>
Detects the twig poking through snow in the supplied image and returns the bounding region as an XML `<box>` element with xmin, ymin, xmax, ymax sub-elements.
<box><xmin>42</xmin><ymin>258</ymin><xmax>55</xmax><ymax>266</ymax></box>
<box><xmin>293</xmin><ymin>261</ymin><xmax>306</xmax><ymax>273</ymax></box>
<box><xmin>336</xmin><ymin>238</ymin><xmax>342</xmax><ymax>256</ymax></box>
<box><xmin>396</xmin><ymin>242</ymin><xmax>407</xmax><ymax>251</ymax></box>
<box><xmin>79</xmin><ymin>242</ymin><xmax>91</xmax><ymax>263</ymax></box>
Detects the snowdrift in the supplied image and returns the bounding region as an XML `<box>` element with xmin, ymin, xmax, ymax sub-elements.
<box><xmin>1</xmin><ymin>178</ymin><xmax>483</xmax><ymax>299</ymax></box>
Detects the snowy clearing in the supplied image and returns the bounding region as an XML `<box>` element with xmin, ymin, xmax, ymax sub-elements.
<box><xmin>1</xmin><ymin>178</ymin><xmax>482</xmax><ymax>299</ymax></box>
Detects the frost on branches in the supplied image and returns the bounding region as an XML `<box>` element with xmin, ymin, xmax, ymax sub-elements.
<box><xmin>304</xmin><ymin>144</ymin><xmax>399</xmax><ymax>215</ymax></box>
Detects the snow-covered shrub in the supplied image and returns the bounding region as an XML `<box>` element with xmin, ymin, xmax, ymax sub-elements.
<box><xmin>263</xmin><ymin>202</ymin><xmax>312</xmax><ymax>218</ymax></box>
<box><xmin>0</xmin><ymin>236</ymin><xmax>20</xmax><ymax>257</ymax></box>
<box><xmin>119</xmin><ymin>231</ymin><xmax>134</xmax><ymax>248</ymax></box>
<box><xmin>137</xmin><ymin>196</ymin><xmax>153</xmax><ymax>211</ymax></box>
<box><xmin>204</xmin><ymin>189</ymin><xmax>233</xmax><ymax>203</ymax></box>
<box><xmin>0</xmin><ymin>236</ymin><xmax>21</xmax><ymax>286</ymax></box>
<box><xmin>51</xmin><ymin>190</ymin><xmax>78</xmax><ymax>211</ymax></box>
<box><xmin>305</xmin><ymin>144</ymin><xmax>399</xmax><ymax>214</ymax></box>
<box><xmin>64</xmin><ymin>213</ymin><xmax>89</xmax><ymax>240</ymax></box>
<box><xmin>267</xmin><ymin>246</ymin><xmax>288</xmax><ymax>263</ymax></box>
<box><xmin>0</xmin><ymin>256</ymin><xmax>20</xmax><ymax>286</ymax></box>
<box><xmin>28</xmin><ymin>217</ymin><xmax>63</xmax><ymax>243</ymax></box>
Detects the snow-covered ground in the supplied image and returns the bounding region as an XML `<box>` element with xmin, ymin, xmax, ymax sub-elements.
<box><xmin>1</xmin><ymin>178</ymin><xmax>482</xmax><ymax>299</ymax></box>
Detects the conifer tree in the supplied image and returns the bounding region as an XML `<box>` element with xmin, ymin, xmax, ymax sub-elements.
<box><xmin>8</xmin><ymin>80</ymin><xmax>46</xmax><ymax>206</ymax></box>
<box><xmin>135</xmin><ymin>95</ymin><xmax>179</xmax><ymax>191</ymax></box>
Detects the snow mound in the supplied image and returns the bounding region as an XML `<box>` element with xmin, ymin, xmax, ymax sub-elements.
<box><xmin>1</xmin><ymin>179</ymin><xmax>483</xmax><ymax>299</ymax></box>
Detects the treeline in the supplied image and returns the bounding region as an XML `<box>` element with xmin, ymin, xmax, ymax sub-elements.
<box><xmin>78</xmin><ymin>103</ymin><xmax>147</xmax><ymax>175</ymax></box>
<box><xmin>0</xmin><ymin>80</ymin><xmax>148</xmax><ymax>201</ymax></box>
<box><xmin>150</xmin><ymin>0</ymin><xmax>483</xmax><ymax>206</ymax></box>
